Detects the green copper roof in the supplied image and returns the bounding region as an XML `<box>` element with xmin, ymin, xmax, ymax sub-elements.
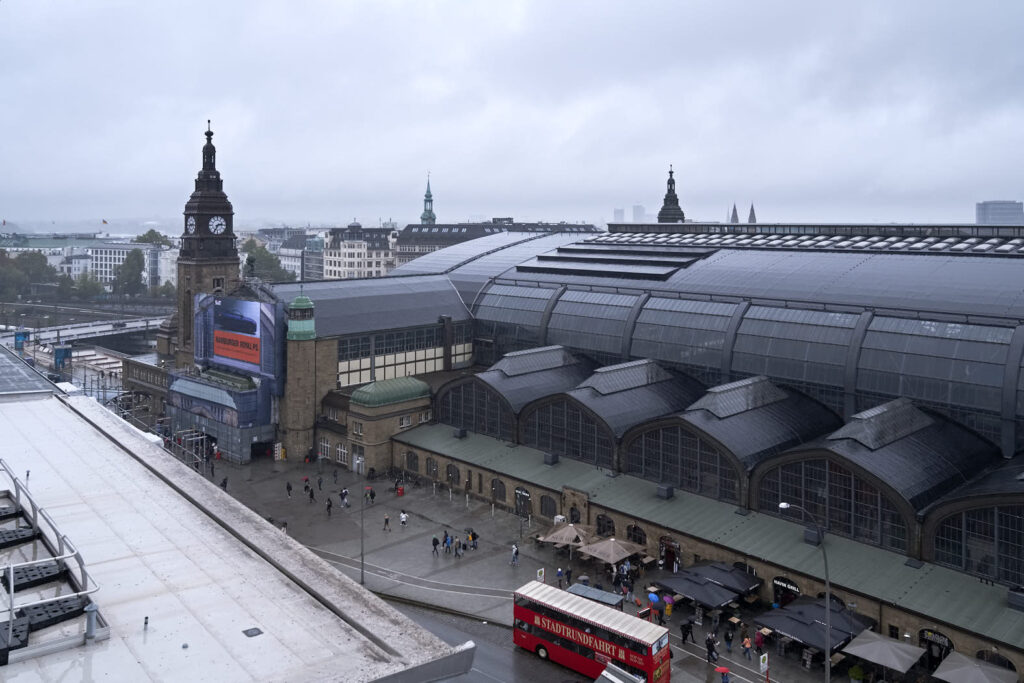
<box><xmin>350</xmin><ymin>376</ymin><xmax>430</xmax><ymax>407</ymax></box>
<box><xmin>289</xmin><ymin>294</ymin><xmax>314</xmax><ymax>310</ymax></box>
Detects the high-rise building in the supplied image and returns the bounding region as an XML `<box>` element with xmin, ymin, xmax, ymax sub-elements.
<box><xmin>976</xmin><ymin>200</ymin><xmax>1024</xmax><ymax>225</ymax></box>
<box><xmin>631</xmin><ymin>204</ymin><xmax>645</xmax><ymax>223</ymax></box>
<box><xmin>613</xmin><ymin>208</ymin><xmax>625</xmax><ymax>223</ymax></box>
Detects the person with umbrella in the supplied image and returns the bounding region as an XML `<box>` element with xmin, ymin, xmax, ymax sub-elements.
<box><xmin>716</xmin><ymin>666</ymin><xmax>731</xmax><ymax>683</ymax></box>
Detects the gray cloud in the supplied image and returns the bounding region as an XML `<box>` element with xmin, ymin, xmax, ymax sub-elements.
<box><xmin>2</xmin><ymin>0</ymin><xmax>1022</xmax><ymax>228</ymax></box>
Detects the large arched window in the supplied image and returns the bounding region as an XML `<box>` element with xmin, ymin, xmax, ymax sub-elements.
<box><xmin>514</xmin><ymin>487</ymin><xmax>532</xmax><ymax>517</ymax></box>
<box><xmin>596</xmin><ymin>514</ymin><xmax>615</xmax><ymax>537</ymax></box>
<box><xmin>426</xmin><ymin>457</ymin><xmax>439</xmax><ymax>480</ymax></box>
<box><xmin>436</xmin><ymin>380</ymin><xmax>515</xmax><ymax>441</ymax></box>
<box><xmin>405</xmin><ymin>451</ymin><xmax>418</xmax><ymax>473</ymax></box>
<box><xmin>623</xmin><ymin>425</ymin><xmax>740</xmax><ymax>503</ymax></box>
<box><xmin>540</xmin><ymin>495</ymin><xmax>557</xmax><ymax>519</ymax></box>
<box><xmin>446</xmin><ymin>464</ymin><xmax>461</xmax><ymax>488</ymax></box>
<box><xmin>491</xmin><ymin>478</ymin><xmax>507</xmax><ymax>503</ymax></box>
<box><xmin>759</xmin><ymin>458</ymin><xmax>908</xmax><ymax>552</ymax></box>
<box><xmin>626</xmin><ymin>524</ymin><xmax>647</xmax><ymax>545</ymax></box>
<box><xmin>522</xmin><ymin>399</ymin><xmax>614</xmax><ymax>468</ymax></box>
<box><xmin>933</xmin><ymin>505</ymin><xmax>1024</xmax><ymax>587</ymax></box>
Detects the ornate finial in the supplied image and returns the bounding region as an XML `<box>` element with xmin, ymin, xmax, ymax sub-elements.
<box><xmin>207</xmin><ymin>119</ymin><xmax>211</xmax><ymax>132</ymax></box>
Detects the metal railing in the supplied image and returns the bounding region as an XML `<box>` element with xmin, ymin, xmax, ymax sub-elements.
<box><xmin>0</xmin><ymin>459</ymin><xmax>101</xmax><ymax>649</ymax></box>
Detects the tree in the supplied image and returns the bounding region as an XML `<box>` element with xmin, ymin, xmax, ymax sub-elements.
<box><xmin>113</xmin><ymin>249</ymin><xmax>147</xmax><ymax>297</ymax></box>
<box><xmin>14</xmin><ymin>251</ymin><xmax>58</xmax><ymax>285</ymax></box>
<box><xmin>56</xmin><ymin>274</ymin><xmax>74</xmax><ymax>301</ymax></box>
<box><xmin>134</xmin><ymin>229</ymin><xmax>173</xmax><ymax>247</ymax></box>
<box><xmin>75</xmin><ymin>272</ymin><xmax>104</xmax><ymax>299</ymax></box>
<box><xmin>0</xmin><ymin>250</ymin><xmax>28</xmax><ymax>299</ymax></box>
<box><xmin>150</xmin><ymin>281</ymin><xmax>176</xmax><ymax>298</ymax></box>
<box><xmin>239</xmin><ymin>239</ymin><xmax>295</xmax><ymax>282</ymax></box>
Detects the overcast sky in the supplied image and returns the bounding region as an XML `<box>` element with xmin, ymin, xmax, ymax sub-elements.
<box><xmin>2</xmin><ymin>1</ymin><xmax>1023</xmax><ymax>230</ymax></box>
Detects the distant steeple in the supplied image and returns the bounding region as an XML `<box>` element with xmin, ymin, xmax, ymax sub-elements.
<box><xmin>748</xmin><ymin>204</ymin><xmax>757</xmax><ymax>224</ymax></box>
<box><xmin>420</xmin><ymin>174</ymin><xmax>436</xmax><ymax>225</ymax></box>
<box><xmin>656</xmin><ymin>165</ymin><xmax>686</xmax><ymax>223</ymax></box>
<box><xmin>730</xmin><ymin>204</ymin><xmax>739</xmax><ymax>224</ymax></box>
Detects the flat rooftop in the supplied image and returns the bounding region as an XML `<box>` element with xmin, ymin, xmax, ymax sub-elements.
<box><xmin>0</xmin><ymin>347</ymin><xmax>469</xmax><ymax>681</ymax></box>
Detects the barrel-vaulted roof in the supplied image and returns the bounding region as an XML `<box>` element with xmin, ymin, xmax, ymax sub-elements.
<box><xmin>350</xmin><ymin>377</ymin><xmax>430</xmax><ymax>408</ymax></box>
<box><xmin>472</xmin><ymin>346</ymin><xmax>596</xmax><ymax>413</ymax></box>
<box><xmin>787</xmin><ymin>399</ymin><xmax>1002</xmax><ymax>513</ymax></box>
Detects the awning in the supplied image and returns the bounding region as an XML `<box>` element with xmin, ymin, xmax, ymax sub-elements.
<box><xmin>842</xmin><ymin>629</ymin><xmax>925</xmax><ymax>673</ymax></box>
<box><xmin>650</xmin><ymin>572</ymin><xmax>738</xmax><ymax>609</ymax></box>
<box><xmin>933</xmin><ymin>652</ymin><xmax>1019</xmax><ymax>683</ymax></box>
<box><xmin>686</xmin><ymin>562</ymin><xmax>764</xmax><ymax>595</ymax></box>
<box><xmin>753</xmin><ymin>598</ymin><xmax>874</xmax><ymax>655</ymax></box>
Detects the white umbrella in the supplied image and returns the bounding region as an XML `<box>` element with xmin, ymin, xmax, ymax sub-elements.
<box><xmin>538</xmin><ymin>523</ymin><xmax>596</xmax><ymax>561</ymax></box>
<box><xmin>576</xmin><ymin>537</ymin><xmax>646</xmax><ymax>565</ymax></box>
<box><xmin>842</xmin><ymin>630</ymin><xmax>925</xmax><ymax>674</ymax></box>
<box><xmin>933</xmin><ymin>652</ymin><xmax>1019</xmax><ymax>683</ymax></box>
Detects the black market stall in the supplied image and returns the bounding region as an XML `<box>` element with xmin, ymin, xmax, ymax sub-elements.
<box><xmin>753</xmin><ymin>597</ymin><xmax>875</xmax><ymax>670</ymax></box>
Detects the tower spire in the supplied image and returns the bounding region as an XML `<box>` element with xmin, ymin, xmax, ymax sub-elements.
<box><xmin>657</xmin><ymin>165</ymin><xmax>685</xmax><ymax>223</ymax></box>
<box><xmin>420</xmin><ymin>173</ymin><xmax>436</xmax><ymax>225</ymax></box>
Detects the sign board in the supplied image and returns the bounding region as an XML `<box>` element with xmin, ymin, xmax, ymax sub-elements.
<box><xmin>273</xmin><ymin>443</ymin><xmax>282</xmax><ymax>461</ymax></box>
<box><xmin>537</xmin><ymin>568</ymin><xmax>545</xmax><ymax>583</ymax></box>
<box><xmin>760</xmin><ymin>653</ymin><xmax>769</xmax><ymax>674</ymax></box>
<box><xmin>213</xmin><ymin>298</ymin><xmax>262</xmax><ymax>367</ymax></box>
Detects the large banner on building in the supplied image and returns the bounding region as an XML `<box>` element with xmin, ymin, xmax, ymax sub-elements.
<box><xmin>213</xmin><ymin>298</ymin><xmax>261</xmax><ymax>366</ymax></box>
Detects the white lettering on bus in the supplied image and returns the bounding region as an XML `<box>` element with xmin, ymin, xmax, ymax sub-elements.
<box><xmin>533</xmin><ymin>615</ymin><xmax>627</xmax><ymax>661</ymax></box>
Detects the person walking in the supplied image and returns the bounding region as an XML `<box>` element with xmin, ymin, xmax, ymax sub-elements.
<box><xmin>210</xmin><ymin>462</ymin><xmax>215</xmax><ymax>479</ymax></box>
<box><xmin>286</xmin><ymin>481</ymin><xmax>292</xmax><ymax>498</ymax></box>
<box><xmin>281</xmin><ymin>522</ymin><xmax>288</xmax><ymax>535</ymax></box>
<box><xmin>565</xmin><ymin>567</ymin><xmax>573</xmax><ymax>586</ymax></box>
<box><xmin>742</xmin><ymin>634</ymin><xmax>753</xmax><ymax>661</ymax></box>
<box><xmin>754</xmin><ymin>629</ymin><xmax>764</xmax><ymax>655</ymax></box>
<box><xmin>471</xmin><ymin>531</ymin><xmax>478</xmax><ymax>550</ymax></box>
<box><xmin>509</xmin><ymin>543</ymin><xmax>518</xmax><ymax>566</ymax></box>
<box><xmin>219</xmin><ymin>477</ymin><xmax>228</xmax><ymax>491</ymax></box>
<box><xmin>369</xmin><ymin>488</ymin><xmax>376</xmax><ymax>505</ymax></box>
<box><xmin>724</xmin><ymin>626</ymin><xmax>734</xmax><ymax>654</ymax></box>
<box><xmin>680</xmin><ymin>619</ymin><xmax>696</xmax><ymax>644</ymax></box>
<box><xmin>308</xmin><ymin>487</ymin><xmax>316</xmax><ymax>504</ymax></box>
<box><xmin>332</xmin><ymin>468</ymin><xmax>338</xmax><ymax>485</ymax></box>
<box><xmin>705</xmin><ymin>632</ymin><xmax>719</xmax><ymax>663</ymax></box>
<box><xmin>444</xmin><ymin>534</ymin><xmax>452</xmax><ymax>555</ymax></box>
<box><xmin>303</xmin><ymin>478</ymin><xmax>310</xmax><ymax>494</ymax></box>
<box><xmin>466</xmin><ymin>531</ymin><xmax>473</xmax><ymax>548</ymax></box>
<box><xmin>383</xmin><ymin>512</ymin><xmax>391</xmax><ymax>532</ymax></box>
<box><xmin>341</xmin><ymin>488</ymin><xmax>349</xmax><ymax>508</ymax></box>
<box><xmin>317</xmin><ymin>475</ymin><xmax>323</xmax><ymax>491</ymax></box>
<box><xmin>326</xmin><ymin>497</ymin><xmax>333</xmax><ymax>518</ymax></box>
<box><xmin>453</xmin><ymin>536</ymin><xmax>462</xmax><ymax>558</ymax></box>
<box><xmin>557</xmin><ymin>567</ymin><xmax>564</xmax><ymax>588</ymax></box>
<box><xmin>432</xmin><ymin>535</ymin><xmax>440</xmax><ymax>556</ymax></box>
<box><xmin>443</xmin><ymin>530</ymin><xmax>450</xmax><ymax>553</ymax></box>
<box><xmin>399</xmin><ymin>510</ymin><xmax>408</xmax><ymax>527</ymax></box>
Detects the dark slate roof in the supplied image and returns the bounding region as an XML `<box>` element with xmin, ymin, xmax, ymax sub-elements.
<box><xmin>827</xmin><ymin>398</ymin><xmax>932</xmax><ymax>449</ymax></box>
<box><xmin>280</xmin><ymin>234</ymin><xmax>309</xmax><ymax>250</ymax></box>
<box><xmin>566</xmin><ymin>361</ymin><xmax>705</xmax><ymax>438</ymax></box>
<box><xmin>926</xmin><ymin>455</ymin><xmax>1024</xmax><ymax>511</ymax></box>
<box><xmin>680</xmin><ymin>378</ymin><xmax>842</xmax><ymax>471</ymax></box>
<box><xmin>476</xmin><ymin>347</ymin><xmax>596</xmax><ymax>413</ymax></box>
<box><xmin>268</xmin><ymin>275</ymin><xmax>471</xmax><ymax>337</ymax></box>
<box><xmin>794</xmin><ymin>401</ymin><xmax>1002</xmax><ymax>513</ymax></box>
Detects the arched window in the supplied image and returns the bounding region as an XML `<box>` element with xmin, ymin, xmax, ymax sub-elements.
<box><xmin>623</xmin><ymin>426</ymin><xmax>740</xmax><ymax>503</ymax></box>
<box><xmin>405</xmin><ymin>451</ymin><xmax>418</xmax><ymax>473</ymax></box>
<box><xmin>436</xmin><ymin>380</ymin><xmax>515</xmax><ymax>441</ymax></box>
<box><xmin>491</xmin><ymin>478</ymin><xmax>507</xmax><ymax>503</ymax></box>
<box><xmin>318</xmin><ymin>437</ymin><xmax>329</xmax><ymax>461</ymax></box>
<box><xmin>521</xmin><ymin>399</ymin><xmax>615</xmax><ymax>468</ymax></box>
<box><xmin>933</xmin><ymin>504</ymin><xmax>1024</xmax><ymax>587</ymax></box>
<box><xmin>336</xmin><ymin>442</ymin><xmax>348</xmax><ymax>465</ymax></box>
<box><xmin>596</xmin><ymin>514</ymin><xmax>615</xmax><ymax>537</ymax></box>
<box><xmin>426</xmin><ymin>457</ymin><xmax>439</xmax><ymax>480</ymax></box>
<box><xmin>626</xmin><ymin>524</ymin><xmax>646</xmax><ymax>545</ymax></box>
<box><xmin>540</xmin><ymin>495</ymin><xmax>557</xmax><ymax>519</ymax></box>
<box><xmin>446</xmin><ymin>464</ymin><xmax>461</xmax><ymax>488</ymax></box>
<box><xmin>514</xmin><ymin>487</ymin><xmax>532</xmax><ymax>517</ymax></box>
<box><xmin>976</xmin><ymin>650</ymin><xmax>1016</xmax><ymax>672</ymax></box>
<box><xmin>569</xmin><ymin>506</ymin><xmax>581</xmax><ymax>524</ymax></box>
<box><xmin>759</xmin><ymin>458</ymin><xmax>908</xmax><ymax>552</ymax></box>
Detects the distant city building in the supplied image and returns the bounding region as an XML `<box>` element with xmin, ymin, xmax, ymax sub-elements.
<box><xmin>613</xmin><ymin>208</ymin><xmax>625</xmax><ymax>223</ymax></box>
<box><xmin>156</xmin><ymin>246</ymin><xmax>179</xmax><ymax>286</ymax></box>
<box><xmin>394</xmin><ymin>219</ymin><xmax>600</xmax><ymax>266</ymax></box>
<box><xmin>656</xmin><ymin>166</ymin><xmax>685</xmax><ymax>223</ymax></box>
<box><xmin>88</xmin><ymin>244</ymin><xmax>163</xmax><ymax>289</ymax></box>
<box><xmin>301</xmin><ymin>235</ymin><xmax>324</xmax><ymax>281</ymax></box>
<box><xmin>631</xmin><ymin>204</ymin><xmax>645</xmax><ymax>223</ymax></box>
<box><xmin>420</xmin><ymin>176</ymin><xmax>436</xmax><ymax>225</ymax></box>
<box><xmin>57</xmin><ymin>253</ymin><xmax>91</xmax><ymax>279</ymax></box>
<box><xmin>976</xmin><ymin>200</ymin><xmax>1024</xmax><ymax>225</ymax></box>
<box><xmin>322</xmin><ymin>221</ymin><xmax>397</xmax><ymax>279</ymax></box>
<box><xmin>277</xmin><ymin>234</ymin><xmax>307</xmax><ymax>277</ymax></box>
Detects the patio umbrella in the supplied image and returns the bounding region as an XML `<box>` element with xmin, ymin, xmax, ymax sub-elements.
<box><xmin>538</xmin><ymin>523</ymin><xmax>596</xmax><ymax>560</ymax></box>
<box><xmin>576</xmin><ymin>537</ymin><xmax>646</xmax><ymax>565</ymax></box>
<box><xmin>933</xmin><ymin>652</ymin><xmax>1018</xmax><ymax>683</ymax></box>
<box><xmin>842</xmin><ymin>630</ymin><xmax>925</xmax><ymax>674</ymax></box>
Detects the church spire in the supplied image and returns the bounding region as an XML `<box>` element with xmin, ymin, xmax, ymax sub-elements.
<box><xmin>656</xmin><ymin>164</ymin><xmax>685</xmax><ymax>223</ymax></box>
<box><xmin>730</xmin><ymin>203</ymin><xmax>739</xmax><ymax>224</ymax></box>
<box><xmin>748</xmin><ymin>204</ymin><xmax>757</xmax><ymax>224</ymax></box>
<box><xmin>420</xmin><ymin>173</ymin><xmax>436</xmax><ymax>225</ymax></box>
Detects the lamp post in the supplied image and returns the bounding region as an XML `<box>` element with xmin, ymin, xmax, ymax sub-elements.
<box><xmin>780</xmin><ymin>501</ymin><xmax>831</xmax><ymax>683</ymax></box>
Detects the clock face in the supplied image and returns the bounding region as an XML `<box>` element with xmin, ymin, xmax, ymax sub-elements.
<box><xmin>186</xmin><ymin>217</ymin><xmax>196</xmax><ymax>234</ymax></box>
<box><xmin>209</xmin><ymin>216</ymin><xmax>227</xmax><ymax>234</ymax></box>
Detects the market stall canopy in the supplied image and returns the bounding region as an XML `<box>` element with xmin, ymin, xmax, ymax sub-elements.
<box><xmin>650</xmin><ymin>572</ymin><xmax>738</xmax><ymax>609</ymax></box>
<box><xmin>538</xmin><ymin>522</ymin><xmax>595</xmax><ymax>546</ymax></box>
<box><xmin>933</xmin><ymin>652</ymin><xmax>1019</xmax><ymax>683</ymax></box>
<box><xmin>687</xmin><ymin>562</ymin><xmax>763</xmax><ymax>595</ymax></box>
<box><xmin>576</xmin><ymin>537</ymin><xmax>645</xmax><ymax>564</ymax></box>
<box><xmin>753</xmin><ymin>598</ymin><xmax>874</xmax><ymax>655</ymax></box>
<box><xmin>842</xmin><ymin>629</ymin><xmax>925</xmax><ymax>674</ymax></box>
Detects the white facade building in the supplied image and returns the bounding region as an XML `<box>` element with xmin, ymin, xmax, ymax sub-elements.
<box><xmin>322</xmin><ymin>222</ymin><xmax>397</xmax><ymax>280</ymax></box>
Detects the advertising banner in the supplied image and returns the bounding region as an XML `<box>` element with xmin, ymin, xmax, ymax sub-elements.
<box><xmin>213</xmin><ymin>298</ymin><xmax>261</xmax><ymax>366</ymax></box>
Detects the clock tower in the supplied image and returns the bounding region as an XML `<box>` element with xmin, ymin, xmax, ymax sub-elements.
<box><xmin>174</xmin><ymin>122</ymin><xmax>241</xmax><ymax>368</ymax></box>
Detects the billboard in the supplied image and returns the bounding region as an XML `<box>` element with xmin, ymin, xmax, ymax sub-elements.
<box><xmin>213</xmin><ymin>298</ymin><xmax>261</xmax><ymax>366</ymax></box>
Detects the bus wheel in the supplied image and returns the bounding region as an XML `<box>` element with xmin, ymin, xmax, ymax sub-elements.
<box><xmin>536</xmin><ymin>646</ymin><xmax>549</xmax><ymax>660</ymax></box>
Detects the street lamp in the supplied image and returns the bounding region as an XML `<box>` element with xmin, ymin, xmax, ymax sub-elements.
<box><xmin>780</xmin><ymin>501</ymin><xmax>831</xmax><ymax>683</ymax></box>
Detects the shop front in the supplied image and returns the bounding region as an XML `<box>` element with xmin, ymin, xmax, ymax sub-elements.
<box><xmin>773</xmin><ymin>576</ymin><xmax>801</xmax><ymax>607</ymax></box>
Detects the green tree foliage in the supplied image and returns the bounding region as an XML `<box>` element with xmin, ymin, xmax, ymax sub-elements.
<box><xmin>134</xmin><ymin>229</ymin><xmax>173</xmax><ymax>247</ymax></box>
<box><xmin>149</xmin><ymin>281</ymin><xmax>176</xmax><ymax>298</ymax></box>
<box><xmin>75</xmin><ymin>273</ymin><xmax>104</xmax><ymax>299</ymax></box>
<box><xmin>239</xmin><ymin>238</ymin><xmax>295</xmax><ymax>281</ymax></box>
<box><xmin>0</xmin><ymin>250</ymin><xmax>28</xmax><ymax>299</ymax></box>
<box><xmin>14</xmin><ymin>251</ymin><xmax>58</xmax><ymax>284</ymax></box>
<box><xmin>112</xmin><ymin>248</ymin><xmax>147</xmax><ymax>297</ymax></box>
<box><xmin>56</xmin><ymin>274</ymin><xmax>74</xmax><ymax>300</ymax></box>
<box><xmin>0</xmin><ymin>249</ymin><xmax>59</xmax><ymax>299</ymax></box>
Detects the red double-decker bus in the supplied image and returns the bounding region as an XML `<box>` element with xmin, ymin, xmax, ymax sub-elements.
<box><xmin>513</xmin><ymin>581</ymin><xmax>671</xmax><ymax>682</ymax></box>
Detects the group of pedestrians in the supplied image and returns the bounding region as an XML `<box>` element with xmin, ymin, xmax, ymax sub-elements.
<box><xmin>680</xmin><ymin>617</ymin><xmax>763</xmax><ymax>665</ymax></box>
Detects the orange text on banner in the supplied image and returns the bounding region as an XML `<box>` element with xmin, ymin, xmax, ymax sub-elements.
<box><xmin>214</xmin><ymin>330</ymin><xmax>261</xmax><ymax>365</ymax></box>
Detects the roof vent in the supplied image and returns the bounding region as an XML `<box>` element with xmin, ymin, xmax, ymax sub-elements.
<box><xmin>804</xmin><ymin>527</ymin><xmax>821</xmax><ymax>546</ymax></box>
<box><xmin>828</xmin><ymin>398</ymin><xmax>932</xmax><ymax>450</ymax></box>
<box><xmin>656</xmin><ymin>485</ymin><xmax>674</xmax><ymax>500</ymax></box>
<box><xmin>453</xmin><ymin>428</ymin><xmax>467</xmax><ymax>439</ymax></box>
<box><xmin>1008</xmin><ymin>586</ymin><xmax>1024</xmax><ymax>612</ymax></box>
<box><xmin>543</xmin><ymin>452</ymin><xmax>559</xmax><ymax>465</ymax></box>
